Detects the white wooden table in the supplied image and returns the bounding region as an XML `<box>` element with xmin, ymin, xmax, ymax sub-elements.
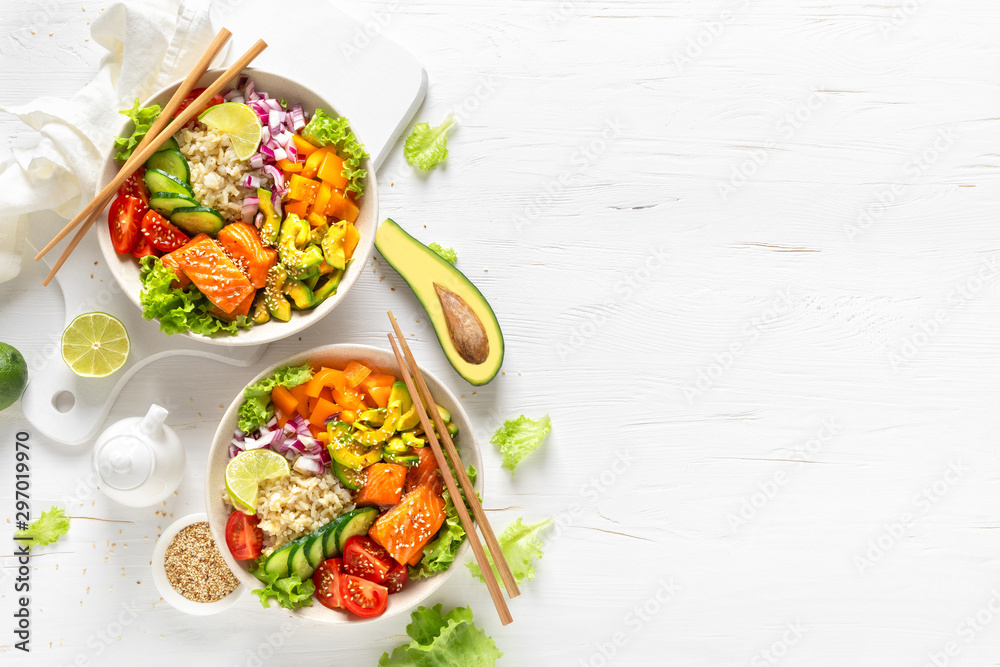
<box><xmin>4</xmin><ymin>1</ymin><xmax>1000</xmax><ymax>665</ymax></box>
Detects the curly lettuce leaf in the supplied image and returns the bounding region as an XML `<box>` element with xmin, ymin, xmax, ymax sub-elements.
<box><xmin>491</xmin><ymin>414</ymin><xmax>551</xmax><ymax>473</ymax></box>
<box><xmin>409</xmin><ymin>466</ymin><xmax>476</xmax><ymax>580</ymax></box>
<box><xmin>14</xmin><ymin>506</ymin><xmax>70</xmax><ymax>551</ymax></box>
<box><xmin>428</xmin><ymin>242</ymin><xmax>457</xmax><ymax>264</ymax></box>
<box><xmin>249</xmin><ymin>562</ymin><xmax>314</xmax><ymax>609</ymax></box>
<box><xmin>114</xmin><ymin>98</ymin><xmax>162</xmax><ymax>162</ymax></box>
<box><xmin>139</xmin><ymin>256</ymin><xmax>250</xmax><ymax>338</ymax></box>
<box><xmin>237</xmin><ymin>363</ymin><xmax>314</xmax><ymax>433</ymax></box>
<box><xmin>378</xmin><ymin>604</ymin><xmax>502</xmax><ymax>667</ymax></box>
<box><xmin>404</xmin><ymin>114</ymin><xmax>456</xmax><ymax>172</ymax></box>
<box><xmin>300</xmin><ymin>109</ymin><xmax>369</xmax><ymax>196</ymax></box>
<box><xmin>467</xmin><ymin>517</ymin><xmax>552</xmax><ymax>588</ymax></box>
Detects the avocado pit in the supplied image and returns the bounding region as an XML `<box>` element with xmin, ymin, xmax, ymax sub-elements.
<box><xmin>434</xmin><ymin>283</ymin><xmax>489</xmax><ymax>365</ymax></box>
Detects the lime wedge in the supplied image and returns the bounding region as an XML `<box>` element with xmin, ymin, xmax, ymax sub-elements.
<box><xmin>199</xmin><ymin>102</ymin><xmax>262</xmax><ymax>160</ymax></box>
<box><xmin>61</xmin><ymin>313</ymin><xmax>130</xmax><ymax>378</ymax></box>
<box><xmin>226</xmin><ymin>449</ymin><xmax>290</xmax><ymax>513</ymax></box>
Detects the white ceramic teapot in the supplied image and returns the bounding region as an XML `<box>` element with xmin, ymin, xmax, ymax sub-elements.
<box><xmin>92</xmin><ymin>404</ymin><xmax>186</xmax><ymax>507</ymax></box>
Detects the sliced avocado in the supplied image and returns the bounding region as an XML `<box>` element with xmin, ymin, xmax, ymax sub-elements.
<box><xmin>397</xmin><ymin>404</ymin><xmax>420</xmax><ymax>431</ymax></box>
<box><xmin>355</xmin><ymin>406</ymin><xmax>400</xmax><ymax>447</ymax></box>
<box><xmin>388</xmin><ymin>381</ymin><xmax>412</xmax><ymax>411</ymax></box>
<box><xmin>251</xmin><ymin>292</ymin><xmax>270</xmax><ymax>324</ymax></box>
<box><xmin>322</xmin><ymin>221</ymin><xmax>347</xmax><ymax>270</ymax></box>
<box><xmin>283</xmin><ymin>279</ymin><xmax>315</xmax><ymax>310</ymax></box>
<box><xmin>358</xmin><ymin>408</ymin><xmax>387</xmax><ymax>428</ymax></box>
<box><xmin>375</xmin><ymin>219</ymin><xmax>504</xmax><ymax>385</ymax></box>
<box><xmin>264</xmin><ymin>264</ymin><xmax>291</xmax><ymax>322</ymax></box>
<box><xmin>401</xmin><ymin>431</ymin><xmax>425</xmax><ymax>448</ymax></box>
<box><xmin>278</xmin><ymin>214</ymin><xmax>325</xmax><ymax>280</ymax></box>
<box><xmin>257</xmin><ymin>189</ymin><xmax>281</xmax><ymax>245</ymax></box>
<box><xmin>310</xmin><ymin>223</ymin><xmax>329</xmax><ymax>246</ymax></box>
<box><xmin>312</xmin><ymin>270</ymin><xmax>344</xmax><ymax>303</ymax></box>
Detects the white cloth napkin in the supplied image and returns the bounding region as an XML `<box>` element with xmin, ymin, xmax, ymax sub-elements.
<box><xmin>0</xmin><ymin>0</ymin><xmax>222</xmax><ymax>283</ymax></box>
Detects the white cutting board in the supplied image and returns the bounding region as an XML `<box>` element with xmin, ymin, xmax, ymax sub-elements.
<box><xmin>21</xmin><ymin>1</ymin><xmax>426</xmax><ymax>445</ymax></box>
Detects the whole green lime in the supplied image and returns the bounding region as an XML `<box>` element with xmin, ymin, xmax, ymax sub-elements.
<box><xmin>0</xmin><ymin>342</ymin><xmax>28</xmax><ymax>411</ymax></box>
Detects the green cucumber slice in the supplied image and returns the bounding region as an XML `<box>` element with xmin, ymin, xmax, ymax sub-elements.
<box><xmin>304</xmin><ymin>533</ymin><xmax>326</xmax><ymax>571</ymax></box>
<box><xmin>144</xmin><ymin>168</ymin><xmax>195</xmax><ymax>199</ymax></box>
<box><xmin>334</xmin><ymin>507</ymin><xmax>379</xmax><ymax>554</ymax></box>
<box><xmin>145</xmin><ymin>148</ymin><xmax>190</xmax><ymax>184</ymax></box>
<box><xmin>149</xmin><ymin>192</ymin><xmax>199</xmax><ymax>216</ymax></box>
<box><xmin>156</xmin><ymin>136</ymin><xmax>180</xmax><ymax>152</ymax></box>
<box><xmin>262</xmin><ymin>542</ymin><xmax>294</xmax><ymax>579</ymax></box>
<box><xmin>286</xmin><ymin>535</ymin><xmax>314</xmax><ymax>580</ymax></box>
<box><xmin>170</xmin><ymin>206</ymin><xmax>225</xmax><ymax>237</ymax></box>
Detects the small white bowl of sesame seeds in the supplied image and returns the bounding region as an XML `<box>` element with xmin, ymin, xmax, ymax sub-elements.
<box><xmin>152</xmin><ymin>512</ymin><xmax>245</xmax><ymax>615</ymax></box>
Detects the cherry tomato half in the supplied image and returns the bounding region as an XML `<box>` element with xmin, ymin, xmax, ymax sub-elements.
<box><xmin>140</xmin><ymin>209</ymin><xmax>190</xmax><ymax>252</ymax></box>
<box><xmin>130</xmin><ymin>236</ymin><xmax>160</xmax><ymax>259</ymax></box>
<box><xmin>383</xmin><ymin>562</ymin><xmax>407</xmax><ymax>594</ymax></box>
<box><xmin>174</xmin><ymin>88</ymin><xmax>226</xmax><ymax>125</ymax></box>
<box><xmin>108</xmin><ymin>195</ymin><xmax>147</xmax><ymax>255</ymax></box>
<box><xmin>340</xmin><ymin>573</ymin><xmax>388</xmax><ymax>618</ymax></box>
<box><xmin>343</xmin><ymin>535</ymin><xmax>396</xmax><ymax>585</ymax></box>
<box><xmin>225</xmin><ymin>510</ymin><xmax>263</xmax><ymax>561</ymax></box>
<box><xmin>117</xmin><ymin>167</ymin><xmax>148</xmax><ymax>205</ymax></box>
<box><xmin>314</xmin><ymin>558</ymin><xmax>345</xmax><ymax>610</ymax></box>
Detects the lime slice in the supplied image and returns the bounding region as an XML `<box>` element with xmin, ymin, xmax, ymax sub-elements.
<box><xmin>0</xmin><ymin>342</ymin><xmax>28</xmax><ymax>411</ymax></box>
<box><xmin>61</xmin><ymin>313</ymin><xmax>130</xmax><ymax>378</ymax></box>
<box><xmin>226</xmin><ymin>449</ymin><xmax>290</xmax><ymax>513</ymax></box>
<box><xmin>199</xmin><ymin>102</ymin><xmax>262</xmax><ymax>160</ymax></box>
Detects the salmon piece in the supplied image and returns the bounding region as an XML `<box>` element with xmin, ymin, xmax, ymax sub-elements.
<box><xmin>172</xmin><ymin>233</ymin><xmax>254</xmax><ymax>315</ymax></box>
<box><xmin>217</xmin><ymin>222</ymin><xmax>278</xmax><ymax>289</ymax></box>
<box><xmin>368</xmin><ymin>485</ymin><xmax>446</xmax><ymax>566</ymax></box>
<box><xmin>209</xmin><ymin>289</ymin><xmax>255</xmax><ymax>320</ymax></box>
<box><xmin>355</xmin><ymin>463</ymin><xmax>408</xmax><ymax>507</ymax></box>
<box><xmin>159</xmin><ymin>252</ymin><xmax>191</xmax><ymax>289</ymax></box>
<box><xmin>405</xmin><ymin>447</ymin><xmax>442</xmax><ymax>496</ymax></box>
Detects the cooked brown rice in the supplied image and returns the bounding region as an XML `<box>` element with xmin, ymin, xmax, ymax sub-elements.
<box><xmin>176</xmin><ymin>124</ymin><xmax>264</xmax><ymax>222</ymax></box>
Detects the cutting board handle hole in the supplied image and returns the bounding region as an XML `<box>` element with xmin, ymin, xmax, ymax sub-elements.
<box><xmin>52</xmin><ymin>390</ymin><xmax>75</xmax><ymax>414</ymax></box>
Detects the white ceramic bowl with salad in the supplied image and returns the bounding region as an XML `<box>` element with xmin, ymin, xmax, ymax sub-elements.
<box><xmin>205</xmin><ymin>344</ymin><xmax>482</xmax><ymax>623</ymax></box>
<box><xmin>96</xmin><ymin>68</ymin><xmax>378</xmax><ymax>347</ymax></box>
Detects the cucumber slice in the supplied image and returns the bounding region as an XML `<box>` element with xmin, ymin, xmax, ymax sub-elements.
<box><xmin>335</xmin><ymin>507</ymin><xmax>379</xmax><ymax>554</ymax></box>
<box><xmin>144</xmin><ymin>168</ymin><xmax>195</xmax><ymax>199</ymax></box>
<box><xmin>145</xmin><ymin>149</ymin><xmax>190</xmax><ymax>184</ymax></box>
<box><xmin>333</xmin><ymin>460</ymin><xmax>364</xmax><ymax>491</ymax></box>
<box><xmin>149</xmin><ymin>192</ymin><xmax>199</xmax><ymax>216</ymax></box>
<box><xmin>170</xmin><ymin>206</ymin><xmax>225</xmax><ymax>237</ymax></box>
<box><xmin>286</xmin><ymin>535</ymin><xmax>314</xmax><ymax>580</ymax></box>
<box><xmin>322</xmin><ymin>519</ymin><xmax>345</xmax><ymax>559</ymax></box>
<box><xmin>262</xmin><ymin>542</ymin><xmax>294</xmax><ymax>579</ymax></box>
<box><xmin>304</xmin><ymin>533</ymin><xmax>326</xmax><ymax>571</ymax></box>
<box><xmin>156</xmin><ymin>136</ymin><xmax>180</xmax><ymax>152</ymax></box>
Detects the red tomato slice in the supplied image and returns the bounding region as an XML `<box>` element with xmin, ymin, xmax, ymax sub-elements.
<box><xmin>342</xmin><ymin>535</ymin><xmax>396</xmax><ymax>585</ymax></box>
<box><xmin>130</xmin><ymin>236</ymin><xmax>160</xmax><ymax>259</ymax></box>
<box><xmin>108</xmin><ymin>195</ymin><xmax>146</xmax><ymax>255</ymax></box>
<box><xmin>339</xmin><ymin>573</ymin><xmax>388</xmax><ymax>618</ymax></box>
<box><xmin>314</xmin><ymin>558</ymin><xmax>345</xmax><ymax>610</ymax></box>
<box><xmin>174</xmin><ymin>88</ymin><xmax>226</xmax><ymax>125</ymax></box>
<box><xmin>140</xmin><ymin>209</ymin><xmax>190</xmax><ymax>252</ymax></box>
<box><xmin>224</xmin><ymin>510</ymin><xmax>263</xmax><ymax>561</ymax></box>
<box><xmin>117</xmin><ymin>167</ymin><xmax>148</xmax><ymax>205</ymax></box>
<box><xmin>383</xmin><ymin>562</ymin><xmax>407</xmax><ymax>594</ymax></box>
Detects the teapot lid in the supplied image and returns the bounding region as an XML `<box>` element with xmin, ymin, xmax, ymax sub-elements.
<box><xmin>95</xmin><ymin>434</ymin><xmax>153</xmax><ymax>490</ymax></box>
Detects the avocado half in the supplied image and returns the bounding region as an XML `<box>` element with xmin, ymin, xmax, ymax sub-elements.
<box><xmin>375</xmin><ymin>219</ymin><xmax>504</xmax><ymax>385</ymax></box>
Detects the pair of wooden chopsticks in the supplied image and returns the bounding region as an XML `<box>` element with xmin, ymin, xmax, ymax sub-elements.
<box><xmin>35</xmin><ymin>30</ymin><xmax>269</xmax><ymax>286</ymax></box>
<box><xmin>386</xmin><ymin>311</ymin><xmax>519</xmax><ymax>625</ymax></box>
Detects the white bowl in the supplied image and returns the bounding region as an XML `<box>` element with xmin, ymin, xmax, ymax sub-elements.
<box><xmin>151</xmin><ymin>512</ymin><xmax>246</xmax><ymax>615</ymax></box>
<box><xmin>96</xmin><ymin>68</ymin><xmax>378</xmax><ymax>347</ymax></box>
<box><xmin>205</xmin><ymin>344</ymin><xmax>482</xmax><ymax>624</ymax></box>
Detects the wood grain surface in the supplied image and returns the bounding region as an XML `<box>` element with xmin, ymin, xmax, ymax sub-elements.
<box><xmin>3</xmin><ymin>1</ymin><xmax>1000</xmax><ymax>665</ymax></box>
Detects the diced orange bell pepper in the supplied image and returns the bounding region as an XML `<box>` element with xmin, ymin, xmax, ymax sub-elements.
<box><xmin>308</xmin><ymin>423</ymin><xmax>323</xmax><ymax>439</ymax></box>
<box><xmin>309</xmin><ymin>398</ymin><xmax>342</xmax><ymax>428</ymax></box>
<box><xmin>172</xmin><ymin>234</ymin><xmax>255</xmax><ymax>315</ymax></box>
<box><xmin>312</xmin><ymin>182</ymin><xmax>332</xmax><ymax>218</ymax></box>
<box><xmin>288</xmin><ymin>174</ymin><xmax>321</xmax><ymax>205</ymax></box>
<box><xmin>302</xmin><ymin>145</ymin><xmax>336</xmax><ymax>179</ymax></box>
<box><xmin>339</xmin><ymin>409</ymin><xmax>357</xmax><ymax>426</ymax></box>
<box><xmin>292</xmin><ymin>134</ymin><xmax>319</xmax><ymax>158</ymax></box>
<box><xmin>317</xmin><ymin>432</ymin><xmax>330</xmax><ymax>445</ymax></box>
<box><xmin>305</xmin><ymin>368</ymin><xmax>347</xmax><ymax>397</ymax></box>
<box><xmin>317</xmin><ymin>153</ymin><xmax>348</xmax><ymax>190</ymax></box>
<box><xmin>217</xmin><ymin>222</ymin><xmax>278</xmax><ymax>289</ymax></box>
<box><xmin>344</xmin><ymin>223</ymin><xmax>360</xmax><ymax>260</ymax></box>
<box><xmin>284</xmin><ymin>200</ymin><xmax>309</xmax><ymax>218</ymax></box>
<box><xmin>276</xmin><ymin>158</ymin><xmax>302</xmax><ymax>174</ymax></box>
<box><xmin>368</xmin><ymin>485</ymin><xmax>447</xmax><ymax>565</ymax></box>
<box><xmin>271</xmin><ymin>385</ymin><xmax>298</xmax><ymax>418</ymax></box>
<box><xmin>343</xmin><ymin>361</ymin><xmax>372</xmax><ymax>388</ymax></box>
<box><xmin>325</xmin><ymin>189</ymin><xmax>359</xmax><ymax>223</ymax></box>
<box><xmin>160</xmin><ymin>252</ymin><xmax>191</xmax><ymax>289</ymax></box>
<box><xmin>368</xmin><ymin>385</ymin><xmax>392</xmax><ymax>408</ymax></box>
<box><xmin>275</xmin><ymin>405</ymin><xmax>291</xmax><ymax>429</ymax></box>
<box><xmin>355</xmin><ymin>463</ymin><xmax>408</xmax><ymax>507</ymax></box>
<box><xmin>333</xmin><ymin>386</ymin><xmax>364</xmax><ymax>411</ymax></box>
<box><xmin>307</xmin><ymin>212</ymin><xmax>327</xmax><ymax>228</ymax></box>
<box><xmin>289</xmin><ymin>383</ymin><xmax>311</xmax><ymax>417</ymax></box>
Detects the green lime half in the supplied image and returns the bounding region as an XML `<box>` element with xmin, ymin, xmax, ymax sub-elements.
<box><xmin>225</xmin><ymin>449</ymin><xmax>290</xmax><ymax>513</ymax></box>
<box><xmin>0</xmin><ymin>342</ymin><xmax>28</xmax><ymax>411</ymax></box>
<box><xmin>60</xmin><ymin>312</ymin><xmax>130</xmax><ymax>378</ymax></box>
<box><xmin>199</xmin><ymin>102</ymin><xmax>262</xmax><ymax>160</ymax></box>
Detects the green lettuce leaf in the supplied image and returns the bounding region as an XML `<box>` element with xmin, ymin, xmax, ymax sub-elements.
<box><xmin>404</xmin><ymin>114</ymin><xmax>457</xmax><ymax>172</ymax></box>
<box><xmin>14</xmin><ymin>506</ymin><xmax>70</xmax><ymax>551</ymax></box>
<box><xmin>114</xmin><ymin>98</ymin><xmax>162</xmax><ymax>162</ymax></box>
<box><xmin>237</xmin><ymin>363</ymin><xmax>314</xmax><ymax>433</ymax></box>
<box><xmin>249</xmin><ymin>562</ymin><xmax>314</xmax><ymax>609</ymax></box>
<box><xmin>378</xmin><ymin>604</ymin><xmax>502</xmax><ymax>667</ymax></box>
<box><xmin>491</xmin><ymin>414</ymin><xmax>551</xmax><ymax>472</ymax></box>
<box><xmin>409</xmin><ymin>466</ymin><xmax>477</xmax><ymax>580</ymax></box>
<box><xmin>428</xmin><ymin>242</ymin><xmax>457</xmax><ymax>264</ymax></box>
<box><xmin>467</xmin><ymin>517</ymin><xmax>552</xmax><ymax>588</ymax></box>
<box><xmin>300</xmin><ymin>109</ymin><xmax>369</xmax><ymax>197</ymax></box>
<box><xmin>138</xmin><ymin>256</ymin><xmax>250</xmax><ymax>338</ymax></box>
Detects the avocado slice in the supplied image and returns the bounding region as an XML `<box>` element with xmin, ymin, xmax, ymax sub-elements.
<box><xmin>375</xmin><ymin>219</ymin><xmax>504</xmax><ymax>385</ymax></box>
<box><xmin>257</xmin><ymin>189</ymin><xmax>281</xmax><ymax>245</ymax></box>
<box><xmin>278</xmin><ymin>214</ymin><xmax>325</xmax><ymax>280</ymax></box>
<box><xmin>264</xmin><ymin>264</ymin><xmax>291</xmax><ymax>322</ymax></box>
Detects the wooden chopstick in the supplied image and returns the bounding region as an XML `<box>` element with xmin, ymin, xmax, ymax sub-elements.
<box><xmin>387</xmin><ymin>333</ymin><xmax>514</xmax><ymax>626</ymax></box>
<box><xmin>387</xmin><ymin>311</ymin><xmax>522</xmax><ymax>597</ymax></box>
<box><xmin>39</xmin><ymin>28</ymin><xmax>234</xmax><ymax>286</ymax></box>
<box><xmin>35</xmin><ymin>38</ymin><xmax>267</xmax><ymax>272</ymax></box>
